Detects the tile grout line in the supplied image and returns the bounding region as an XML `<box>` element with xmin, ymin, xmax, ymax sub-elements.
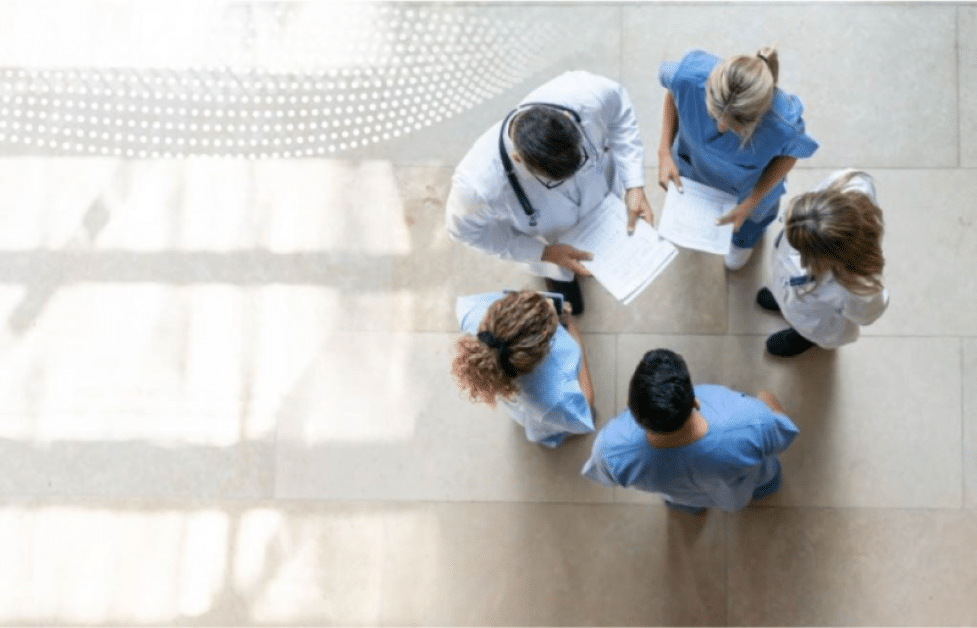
<box><xmin>957</xmin><ymin>5</ymin><xmax>962</xmax><ymax>169</ymax></box>
<box><xmin>724</xmin><ymin>511</ymin><xmax>731</xmax><ymax>626</ymax></box>
<box><xmin>960</xmin><ymin>336</ymin><xmax>967</xmax><ymax>510</ymax></box>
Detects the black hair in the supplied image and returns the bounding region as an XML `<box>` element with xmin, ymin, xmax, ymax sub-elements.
<box><xmin>511</xmin><ymin>106</ymin><xmax>583</xmax><ymax>181</ymax></box>
<box><xmin>628</xmin><ymin>349</ymin><xmax>695</xmax><ymax>434</ymax></box>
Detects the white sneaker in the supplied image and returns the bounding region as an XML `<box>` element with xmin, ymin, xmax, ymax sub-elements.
<box><xmin>723</xmin><ymin>245</ymin><xmax>753</xmax><ymax>271</ymax></box>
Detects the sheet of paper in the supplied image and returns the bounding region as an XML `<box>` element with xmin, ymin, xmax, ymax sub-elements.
<box><xmin>561</xmin><ymin>194</ymin><xmax>677</xmax><ymax>304</ymax></box>
<box><xmin>658</xmin><ymin>176</ymin><xmax>737</xmax><ymax>255</ymax></box>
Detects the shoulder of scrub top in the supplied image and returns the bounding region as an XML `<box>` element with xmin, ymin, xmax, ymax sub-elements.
<box><xmin>455</xmin><ymin>292</ymin><xmax>507</xmax><ymax>332</ymax></box>
<box><xmin>659</xmin><ymin>49</ymin><xmax>718</xmax><ymax>91</ymax></box>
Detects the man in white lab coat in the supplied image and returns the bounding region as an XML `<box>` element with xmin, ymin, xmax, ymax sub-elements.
<box><xmin>445</xmin><ymin>71</ymin><xmax>652</xmax><ymax>315</ymax></box>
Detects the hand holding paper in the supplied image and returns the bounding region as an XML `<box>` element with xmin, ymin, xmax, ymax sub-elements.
<box><xmin>658</xmin><ymin>176</ymin><xmax>737</xmax><ymax>255</ymax></box>
<box><xmin>560</xmin><ymin>194</ymin><xmax>677</xmax><ymax>304</ymax></box>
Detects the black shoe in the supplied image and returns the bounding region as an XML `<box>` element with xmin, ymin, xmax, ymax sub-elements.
<box><xmin>545</xmin><ymin>276</ymin><xmax>584</xmax><ymax>316</ymax></box>
<box><xmin>756</xmin><ymin>287</ymin><xmax>780</xmax><ymax>312</ymax></box>
<box><xmin>766</xmin><ymin>328</ymin><xmax>815</xmax><ymax>357</ymax></box>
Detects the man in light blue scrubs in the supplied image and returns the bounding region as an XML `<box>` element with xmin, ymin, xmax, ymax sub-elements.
<box><xmin>581</xmin><ymin>348</ymin><xmax>798</xmax><ymax>512</ymax></box>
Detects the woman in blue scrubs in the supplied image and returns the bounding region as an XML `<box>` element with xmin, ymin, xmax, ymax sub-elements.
<box><xmin>657</xmin><ymin>47</ymin><xmax>819</xmax><ymax>270</ymax></box>
<box><xmin>452</xmin><ymin>290</ymin><xmax>595</xmax><ymax>448</ymax></box>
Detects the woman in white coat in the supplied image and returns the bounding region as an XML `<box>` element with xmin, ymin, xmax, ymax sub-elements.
<box><xmin>452</xmin><ymin>290</ymin><xmax>595</xmax><ymax>448</ymax></box>
<box><xmin>757</xmin><ymin>169</ymin><xmax>888</xmax><ymax>357</ymax></box>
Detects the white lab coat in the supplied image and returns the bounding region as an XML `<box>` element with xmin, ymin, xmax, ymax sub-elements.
<box><xmin>769</xmin><ymin>169</ymin><xmax>889</xmax><ymax>348</ymax></box>
<box><xmin>445</xmin><ymin>71</ymin><xmax>646</xmax><ymax>281</ymax></box>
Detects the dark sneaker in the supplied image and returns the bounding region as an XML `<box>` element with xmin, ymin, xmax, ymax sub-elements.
<box><xmin>766</xmin><ymin>328</ymin><xmax>815</xmax><ymax>357</ymax></box>
<box><xmin>545</xmin><ymin>276</ymin><xmax>584</xmax><ymax>316</ymax></box>
<box><xmin>663</xmin><ymin>498</ymin><xmax>707</xmax><ymax>515</ymax></box>
<box><xmin>756</xmin><ymin>287</ymin><xmax>780</xmax><ymax>312</ymax></box>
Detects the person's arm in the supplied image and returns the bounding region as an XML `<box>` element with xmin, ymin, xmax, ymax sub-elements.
<box><xmin>754</xmin><ymin>390</ymin><xmax>799</xmax><ymax>456</ymax></box>
<box><xmin>842</xmin><ymin>288</ymin><xmax>889</xmax><ymax>326</ymax></box>
<box><xmin>717</xmin><ymin>155</ymin><xmax>798</xmax><ymax>231</ymax></box>
<box><xmin>587</xmin><ymin>74</ymin><xmax>653</xmax><ymax>233</ymax></box>
<box><xmin>445</xmin><ymin>180</ymin><xmax>546</xmax><ymax>263</ymax></box>
<box><xmin>564</xmin><ymin>314</ymin><xmax>595</xmax><ymax>412</ymax></box>
<box><xmin>756</xmin><ymin>390</ymin><xmax>786</xmax><ymax>414</ymax></box>
<box><xmin>657</xmin><ymin>91</ymin><xmax>683</xmax><ymax>193</ymax></box>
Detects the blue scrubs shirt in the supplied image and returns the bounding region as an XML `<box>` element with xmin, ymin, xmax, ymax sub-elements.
<box><xmin>581</xmin><ymin>384</ymin><xmax>799</xmax><ymax>511</ymax></box>
<box><xmin>456</xmin><ymin>292</ymin><xmax>594</xmax><ymax>448</ymax></box>
<box><xmin>659</xmin><ymin>49</ymin><xmax>819</xmax><ymax>222</ymax></box>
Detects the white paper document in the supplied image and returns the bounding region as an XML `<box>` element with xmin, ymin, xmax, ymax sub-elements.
<box><xmin>658</xmin><ymin>176</ymin><xmax>737</xmax><ymax>255</ymax></box>
<box><xmin>561</xmin><ymin>194</ymin><xmax>677</xmax><ymax>305</ymax></box>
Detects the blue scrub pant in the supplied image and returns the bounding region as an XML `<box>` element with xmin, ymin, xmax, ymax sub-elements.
<box><xmin>732</xmin><ymin>203</ymin><xmax>780</xmax><ymax>249</ymax></box>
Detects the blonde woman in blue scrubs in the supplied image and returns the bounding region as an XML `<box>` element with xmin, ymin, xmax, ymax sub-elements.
<box><xmin>657</xmin><ymin>47</ymin><xmax>819</xmax><ymax>270</ymax></box>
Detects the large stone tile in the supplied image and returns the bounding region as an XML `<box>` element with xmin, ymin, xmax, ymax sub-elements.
<box><xmin>855</xmin><ymin>169</ymin><xmax>977</xmax><ymax>337</ymax></box>
<box><xmin>0</xmin><ymin>500</ymin><xmax>386</xmax><ymax>626</ymax></box>
<box><xmin>275</xmin><ymin>331</ymin><xmax>614</xmax><ymax>503</ymax></box>
<box><xmin>382</xmin><ymin>502</ymin><xmax>726</xmax><ymax>626</ymax></box>
<box><xmin>966</xmin><ymin>339</ymin><xmax>977</xmax><ymax>509</ymax></box>
<box><xmin>338</xmin><ymin>3</ymin><xmax>623</xmax><ymax>165</ymax></box>
<box><xmin>610</xmin><ymin>334</ymin><xmax>962</xmax><ymax>509</ymax></box>
<box><xmin>961</xmin><ymin>6</ymin><xmax>977</xmax><ymax>167</ymax></box>
<box><xmin>622</xmin><ymin>4</ymin><xmax>957</xmax><ymax>169</ymax></box>
<box><xmin>728</xmin><ymin>508</ymin><xmax>977</xmax><ymax>625</ymax></box>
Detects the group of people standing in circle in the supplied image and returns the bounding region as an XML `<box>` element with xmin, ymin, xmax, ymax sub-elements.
<box><xmin>444</xmin><ymin>47</ymin><xmax>888</xmax><ymax>512</ymax></box>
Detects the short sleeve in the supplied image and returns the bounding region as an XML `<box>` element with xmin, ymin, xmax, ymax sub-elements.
<box><xmin>781</xmin><ymin>128</ymin><xmax>819</xmax><ymax>159</ymax></box>
<box><xmin>778</xmin><ymin>97</ymin><xmax>819</xmax><ymax>159</ymax></box>
<box><xmin>580</xmin><ymin>433</ymin><xmax>619</xmax><ymax>487</ymax></box>
<box><xmin>759</xmin><ymin>408</ymin><xmax>800</xmax><ymax>456</ymax></box>
<box><xmin>545</xmin><ymin>390</ymin><xmax>593</xmax><ymax>435</ymax></box>
<box><xmin>658</xmin><ymin>61</ymin><xmax>680</xmax><ymax>91</ymax></box>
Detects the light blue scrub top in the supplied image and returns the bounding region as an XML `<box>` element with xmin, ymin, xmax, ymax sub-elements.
<box><xmin>581</xmin><ymin>384</ymin><xmax>799</xmax><ymax>512</ymax></box>
<box><xmin>456</xmin><ymin>292</ymin><xmax>594</xmax><ymax>448</ymax></box>
<box><xmin>659</xmin><ymin>49</ymin><xmax>819</xmax><ymax>220</ymax></box>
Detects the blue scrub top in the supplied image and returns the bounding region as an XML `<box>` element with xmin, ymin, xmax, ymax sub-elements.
<box><xmin>659</xmin><ymin>49</ymin><xmax>819</xmax><ymax>218</ymax></box>
<box><xmin>581</xmin><ymin>384</ymin><xmax>799</xmax><ymax>511</ymax></box>
<box><xmin>456</xmin><ymin>292</ymin><xmax>594</xmax><ymax>448</ymax></box>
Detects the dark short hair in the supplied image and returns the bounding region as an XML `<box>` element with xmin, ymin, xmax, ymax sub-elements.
<box><xmin>628</xmin><ymin>349</ymin><xmax>695</xmax><ymax>434</ymax></box>
<box><xmin>511</xmin><ymin>106</ymin><xmax>583</xmax><ymax>181</ymax></box>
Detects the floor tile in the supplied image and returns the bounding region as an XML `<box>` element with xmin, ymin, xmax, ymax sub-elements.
<box><xmin>622</xmin><ymin>4</ymin><xmax>958</xmax><ymax>169</ymax></box>
<box><xmin>961</xmin><ymin>6</ymin><xmax>977</xmax><ymax>167</ymax></box>
<box><xmin>965</xmin><ymin>339</ymin><xmax>977</xmax><ymax>509</ymax></box>
<box><xmin>612</xmin><ymin>334</ymin><xmax>962</xmax><ymax>509</ymax></box>
<box><xmin>382</xmin><ymin>502</ymin><xmax>726</xmax><ymax>626</ymax></box>
<box><xmin>728</xmin><ymin>508</ymin><xmax>977</xmax><ymax>625</ymax></box>
<box><xmin>0</xmin><ymin>500</ymin><xmax>386</xmax><ymax>626</ymax></box>
<box><xmin>275</xmin><ymin>331</ymin><xmax>614</xmax><ymax>503</ymax></box>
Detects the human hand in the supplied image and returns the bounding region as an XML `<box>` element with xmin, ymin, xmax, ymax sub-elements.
<box><xmin>542</xmin><ymin>243</ymin><xmax>594</xmax><ymax>276</ymax></box>
<box><xmin>625</xmin><ymin>187</ymin><xmax>653</xmax><ymax>235</ymax></box>
<box><xmin>657</xmin><ymin>152</ymin><xmax>682</xmax><ymax>193</ymax></box>
<box><xmin>756</xmin><ymin>390</ymin><xmax>786</xmax><ymax>414</ymax></box>
<box><xmin>717</xmin><ymin>200</ymin><xmax>755</xmax><ymax>232</ymax></box>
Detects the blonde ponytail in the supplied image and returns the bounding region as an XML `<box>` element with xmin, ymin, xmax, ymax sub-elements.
<box><xmin>706</xmin><ymin>45</ymin><xmax>779</xmax><ymax>145</ymax></box>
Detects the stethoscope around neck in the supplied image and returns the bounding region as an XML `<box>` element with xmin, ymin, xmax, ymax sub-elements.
<box><xmin>498</xmin><ymin>102</ymin><xmax>589</xmax><ymax>228</ymax></box>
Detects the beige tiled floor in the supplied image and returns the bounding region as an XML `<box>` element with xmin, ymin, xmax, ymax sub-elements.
<box><xmin>1</xmin><ymin>1</ymin><xmax>976</xmax><ymax>626</ymax></box>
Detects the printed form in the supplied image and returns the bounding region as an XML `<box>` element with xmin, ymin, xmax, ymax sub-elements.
<box><xmin>561</xmin><ymin>194</ymin><xmax>677</xmax><ymax>304</ymax></box>
<box><xmin>658</xmin><ymin>176</ymin><xmax>737</xmax><ymax>255</ymax></box>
